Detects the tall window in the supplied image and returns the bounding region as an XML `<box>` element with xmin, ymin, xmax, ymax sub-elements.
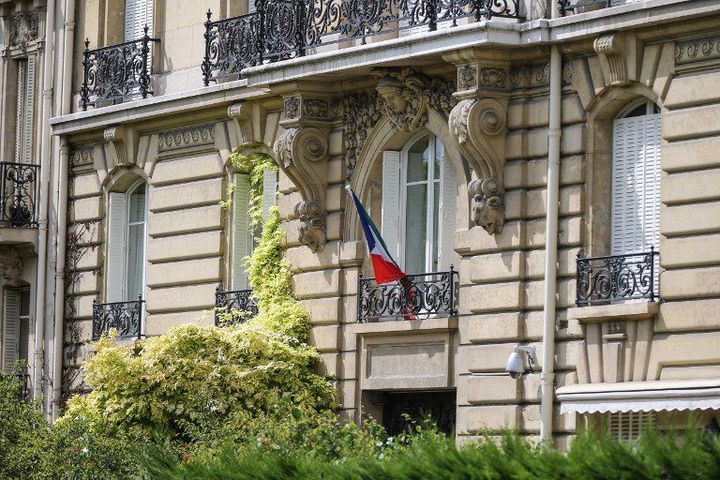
<box><xmin>2</xmin><ymin>289</ymin><xmax>30</xmax><ymax>373</ymax></box>
<box><xmin>15</xmin><ymin>58</ymin><xmax>36</xmax><ymax>163</ymax></box>
<box><xmin>381</xmin><ymin>133</ymin><xmax>457</xmax><ymax>274</ymax></box>
<box><xmin>611</xmin><ymin>100</ymin><xmax>661</xmax><ymax>256</ymax></box>
<box><xmin>231</xmin><ymin>168</ymin><xmax>277</xmax><ymax>289</ymax></box>
<box><xmin>107</xmin><ymin>181</ymin><xmax>147</xmax><ymax>302</ymax></box>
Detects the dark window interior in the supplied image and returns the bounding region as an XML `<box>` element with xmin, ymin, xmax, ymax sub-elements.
<box><xmin>381</xmin><ymin>390</ymin><xmax>456</xmax><ymax>436</ymax></box>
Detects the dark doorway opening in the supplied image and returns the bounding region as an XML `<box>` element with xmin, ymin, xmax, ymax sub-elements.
<box><xmin>381</xmin><ymin>390</ymin><xmax>456</xmax><ymax>436</ymax></box>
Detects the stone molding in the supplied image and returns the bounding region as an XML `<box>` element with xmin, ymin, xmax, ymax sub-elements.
<box><xmin>449</xmin><ymin>97</ymin><xmax>508</xmax><ymax>235</ymax></box>
<box><xmin>70</xmin><ymin>145</ymin><xmax>96</xmax><ymax>168</ymax></box>
<box><xmin>675</xmin><ymin>34</ymin><xmax>720</xmax><ymax>66</ymax></box>
<box><xmin>273</xmin><ymin>126</ymin><xmax>330</xmax><ymax>253</ymax></box>
<box><xmin>158</xmin><ymin>124</ymin><xmax>216</xmax><ymax>152</ymax></box>
<box><xmin>342</xmin><ymin>92</ymin><xmax>384</xmax><ymax>175</ymax></box>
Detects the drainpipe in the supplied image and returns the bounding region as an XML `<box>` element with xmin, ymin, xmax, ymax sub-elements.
<box><xmin>540</xmin><ymin>41</ymin><xmax>562</xmax><ymax>441</ymax></box>
<box><xmin>34</xmin><ymin>0</ymin><xmax>58</xmax><ymax>407</ymax></box>
<box><xmin>50</xmin><ymin>0</ymin><xmax>76</xmax><ymax>420</ymax></box>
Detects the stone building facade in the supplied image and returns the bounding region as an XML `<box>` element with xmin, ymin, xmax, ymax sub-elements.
<box><xmin>5</xmin><ymin>0</ymin><xmax>720</xmax><ymax>440</ymax></box>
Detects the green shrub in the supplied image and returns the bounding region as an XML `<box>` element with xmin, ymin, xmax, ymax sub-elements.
<box><xmin>143</xmin><ymin>429</ymin><xmax>720</xmax><ymax>480</ymax></box>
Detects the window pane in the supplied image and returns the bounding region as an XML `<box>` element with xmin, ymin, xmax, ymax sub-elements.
<box><xmin>128</xmin><ymin>184</ymin><xmax>146</xmax><ymax>223</ymax></box>
<box><xmin>407</xmin><ymin>136</ymin><xmax>430</xmax><ymax>183</ymax></box>
<box><xmin>434</xmin><ymin>136</ymin><xmax>444</xmax><ymax>180</ymax></box>
<box><xmin>404</xmin><ymin>184</ymin><xmax>427</xmax><ymax>274</ymax></box>
<box><xmin>126</xmin><ymin>223</ymin><xmax>145</xmax><ymax>300</ymax></box>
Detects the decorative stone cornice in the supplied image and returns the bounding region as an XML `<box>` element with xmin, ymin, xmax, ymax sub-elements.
<box><xmin>273</xmin><ymin>126</ymin><xmax>330</xmax><ymax>252</ymax></box>
<box><xmin>342</xmin><ymin>92</ymin><xmax>384</xmax><ymax>175</ymax></box>
<box><xmin>593</xmin><ymin>33</ymin><xmax>627</xmax><ymax>85</ymax></box>
<box><xmin>675</xmin><ymin>34</ymin><xmax>720</xmax><ymax>66</ymax></box>
<box><xmin>158</xmin><ymin>124</ymin><xmax>216</xmax><ymax>152</ymax></box>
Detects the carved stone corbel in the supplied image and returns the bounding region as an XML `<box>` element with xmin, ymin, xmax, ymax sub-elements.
<box><xmin>102</xmin><ymin>125</ymin><xmax>139</xmax><ymax>172</ymax></box>
<box><xmin>0</xmin><ymin>248</ymin><xmax>23</xmax><ymax>286</ymax></box>
<box><xmin>448</xmin><ymin>97</ymin><xmax>508</xmax><ymax>234</ymax></box>
<box><xmin>593</xmin><ymin>32</ymin><xmax>628</xmax><ymax>85</ymax></box>
<box><xmin>273</xmin><ymin>126</ymin><xmax>330</xmax><ymax>252</ymax></box>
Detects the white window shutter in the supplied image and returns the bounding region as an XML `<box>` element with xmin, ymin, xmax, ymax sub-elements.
<box><xmin>381</xmin><ymin>151</ymin><xmax>402</xmax><ymax>262</ymax></box>
<box><xmin>125</xmin><ymin>0</ymin><xmax>153</xmax><ymax>41</ymax></box>
<box><xmin>107</xmin><ymin>192</ymin><xmax>128</xmax><ymax>302</ymax></box>
<box><xmin>3</xmin><ymin>291</ymin><xmax>21</xmax><ymax>373</ymax></box>
<box><xmin>438</xmin><ymin>155</ymin><xmax>458</xmax><ymax>272</ymax></box>
<box><xmin>612</xmin><ymin>116</ymin><xmax>644</xmax><ymax>256</ymax></box>
<box><xmin>232</xmin><ymin>174</ymin><xmax>253</xmax><ymax>290</ymax></box>
<box><xmin>14</xmin><ymin>59</ymin><xmax>36</xmax><ymax>164</ymax></box>
<box><xmin>261</xmin><ymin>168</ymin><xmax>278</xmax><ymax>222</ymax></box>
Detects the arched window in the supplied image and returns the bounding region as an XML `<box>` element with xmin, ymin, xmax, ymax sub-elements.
<box><xmin>381</xmin><ymin>133</ymin><xmax>457</xmax><ymax>274</ymax></box>
<box><xmin>611</xmin><ymin>99</ymin><xmax>661</xmax><ymax>256</ymax></box>
<box><xmin>107</xmin><ymin>180</ymin><xmax>147</xmax><ymax>302</ymax></box>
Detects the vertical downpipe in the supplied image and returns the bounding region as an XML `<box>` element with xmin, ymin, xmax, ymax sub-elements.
<box><xmin>540</xmin><ymin>36</ymin><xmax>563</xmax><ymax>440</ymax></box>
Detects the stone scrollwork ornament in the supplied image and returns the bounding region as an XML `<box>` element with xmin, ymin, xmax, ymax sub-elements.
<box><xmin>273</xmin><ymin>127</ymin><xmax>330</xmax><ymax>252</ymax></box>
<box><xmin>449</xmin><ymin>97</ymin><xmax>508</xmax><ymax>235</ymax></box>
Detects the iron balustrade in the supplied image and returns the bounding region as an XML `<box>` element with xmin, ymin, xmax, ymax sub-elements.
<box><xmin>215</xmin><ymin>288</ymin><xmax>259</xmax><ymax>326</ymax></box>
<box><xmin>357</xmin><ymin>268</ymin><xmax>458</xmax><ymax>323</ymax></box>
<box><xmin>576</xmin><ymin>249</ymin><xmax>659</xmax><ymax>306</ymax></box>
<box><xmin>92</xmin><ymin>297</ymin><xmax>144</xmax><ymax>340</ymax></box>
<box><xmin>81</xmin><ymin>26</ymin><xmax>159</xmax><ymax>110</ymax></box>
<box><xmin>558</xmin><ymin>0</ymin><xmax>611</xmax><ymax>16</ymax></box>
<box><xmin>202</xmin><ymin>0</ymin><xmax>521</xmax><ymax>84</ymax></box>
<box><xmin>0</xmin><ymin>162</ymin><xmax>39</xmax><ymax>227</ymax></box>
<box><xmin>16</xmin><ymin>372</ymin><xmax>30</xmax><ymax>402</ymax></box>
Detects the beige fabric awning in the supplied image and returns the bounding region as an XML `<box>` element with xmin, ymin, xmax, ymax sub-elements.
<box><xmin>557</xmin><ymin>379</ymin><xmax>720</xmax><ymax>414</ymax></box>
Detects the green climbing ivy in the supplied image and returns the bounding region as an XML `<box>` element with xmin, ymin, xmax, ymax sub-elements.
<box><xmin>222</xmin><ymin>152</ymin><xmax>310</xmax><ymax>342</ymax></box>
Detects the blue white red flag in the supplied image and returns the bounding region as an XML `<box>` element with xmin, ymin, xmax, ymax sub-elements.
<box><xmin>346</xmin><ymin>186</ymin><xmax>407</xmax><ymax>285</ymax></box>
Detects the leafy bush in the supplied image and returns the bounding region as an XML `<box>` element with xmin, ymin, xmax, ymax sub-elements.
<box><xmin>64</xmin><ymin>323</ymin><xmax>335</xmax><ymax>449</ymax></box>
<box><xmin>144</xmin><ymin>429</ymin><xmax>720</xmax><ymax>480</ymax></box>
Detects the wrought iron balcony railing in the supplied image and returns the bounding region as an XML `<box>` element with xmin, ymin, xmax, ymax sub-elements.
<box><xmin>0</xmin><ymin>162</ymin><xmax>39</xmax><ymax>227</ymax></box>
<box><xmin>576</xmin><ymin>249</ymin><xmax>659</xmax><ymax>306</ymax></box>
<box><xmin>358</xmin><ymin>268</ymin><xmax>458</xmax><ymax>323</ymax></box>
<box><xmin>81</xmin><ymin>26</ymin><xmax>159</xmax><ymax>110</ymax></box>
<box><xmin>202</xmin><ymin>0</ymin><xmax>522</xmax><ymax>84</ymax></box>
<box><xmin>215</xmin><ymin>288</ymin><xmax>259</xmax><ymax>326</ymax></box>
<box><xmin>16</xmin><ymin>372</ymin><xmax>30</xmax><ymax>402</ymax></box>
<box><xmin>92</xmin><ymin>297</ymin><xmax>144</xmax><ymax>340</ymax></box>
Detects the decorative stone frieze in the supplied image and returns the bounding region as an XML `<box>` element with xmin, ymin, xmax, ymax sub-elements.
<box><xmin>343</xmin><ymin>92</ymin><xmax>384</xmax><ymax>175</ymax></box>
<box><xmin>508</xmin><ymin>62</ymin><xmax>573</xmax><ymax>89</ymax></box>
<box><xmin>675</xmin><ymin>34</ymin><xmax>720</xmax><ymax>65</ymax></box>
<box><xmin>282</xmin><ymin>96</ymin><xmax>332</xmax><ymax>123</ymax></box>
<box><xmin>0</xmin><ymin>248</ymin><xmax>23</xmax><ymax>286</ymax></box>
<box><xmin>593</xmin><ymin>33</ymin><xmax>627</xmax><ymax>85</ymax></box>
<box><xmin>449</xmin><ymin>97</ymin><xmax>508</xmax><ymax>234</ymax></box>
<box><xmin>158</xmin><ymin>124</ymin><xmax>216</xmax><ymax>152</ymax></box>
<box><xmin>274</xmin><ymin>126</ymin><xmax>330</xmax><ymax>252</ymax></box>
<box><xmin>70</xmin><ymin>145</ymin><xmax>96</xmax><ymax>168</ymax></box>
<box><xmin>8</xmin><ymin>10</ymin><xmax>39</xmax><ymax>50</ymax></box>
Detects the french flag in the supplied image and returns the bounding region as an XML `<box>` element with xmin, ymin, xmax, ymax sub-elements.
<box><xmin>346</xmin><ymin>186</ymin><xmax>407</xmax><ymax>285</ymax></box>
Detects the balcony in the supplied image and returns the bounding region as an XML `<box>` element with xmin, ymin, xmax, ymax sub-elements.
<box><xmin>92</xmin><ymin>297</ymin><xmax>144</xmax><ymax>340</ymax></box>
<box><xmin>80</xmin><ymin>26</ymin><xmax>159</xmax><ymax>110</ymax></box>
<box><xmin>0</xmin><ymin>162</ymin><xmax>39</xmax><ymax>228</ymax></box>
<box><xmin>575</xmin><ymin>249</ymin><xmax>659</xmax><ymax>307</ymax></box>
<box><xmin>357</xmin><ymin>268</ymin><xmax>458</xmax><ymax>323</ymax></box>
<box><xmin>559</xmin><ymin>0</ymin><xmax>632</xmax><ymax>16</ymax></box>
<box><xmin>215</xmin><ymin>288</ymin><xmax>259</xmax><ymax>326</ymax></box>
<box><xmin>202</xmin><ymin>0</ymin><xmax>522</xmax><ymax>84</ymax></box>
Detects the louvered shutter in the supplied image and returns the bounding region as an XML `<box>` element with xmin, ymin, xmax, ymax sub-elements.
<box><xmin>124</xmin><ymin>0</ymin><xmax>153</xmax><ymax>41</ymax></box>
<box><xmin>232</xmin><ymin>174</ymin><xmax>253</xmax><ymax>290</ymax></box>
<box><xmin>612</xmin><ymin>113</ymin><xmax>661</xmax><ymax>290</ymax></box>
<box><xmin>107</xmin><ymin>193</ymin><xmax>128</xmax><ymax>302</ymax></box>
<box><xmin>2</xmin><ymin>290</ymin><xmax>21</xmax><ymax>373</ymax></box>
<box><xmin>15</xmin><ymin>58</ymin><xmax>36</xmax><ymax>164</ymax></box>
<box><xmin>438</xmin><ymin>155</ymin><xmax>457</xmax><ymax>272</ymax></box>
<box><xmin>381</xmin><ymin>151</ymin><xmax>402</xmax><ymax>262</ymax></box>
<box><xmin>261</xmin><ymin>168</ymin><xmax>278</xmax><ymax>222</ymax></box>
